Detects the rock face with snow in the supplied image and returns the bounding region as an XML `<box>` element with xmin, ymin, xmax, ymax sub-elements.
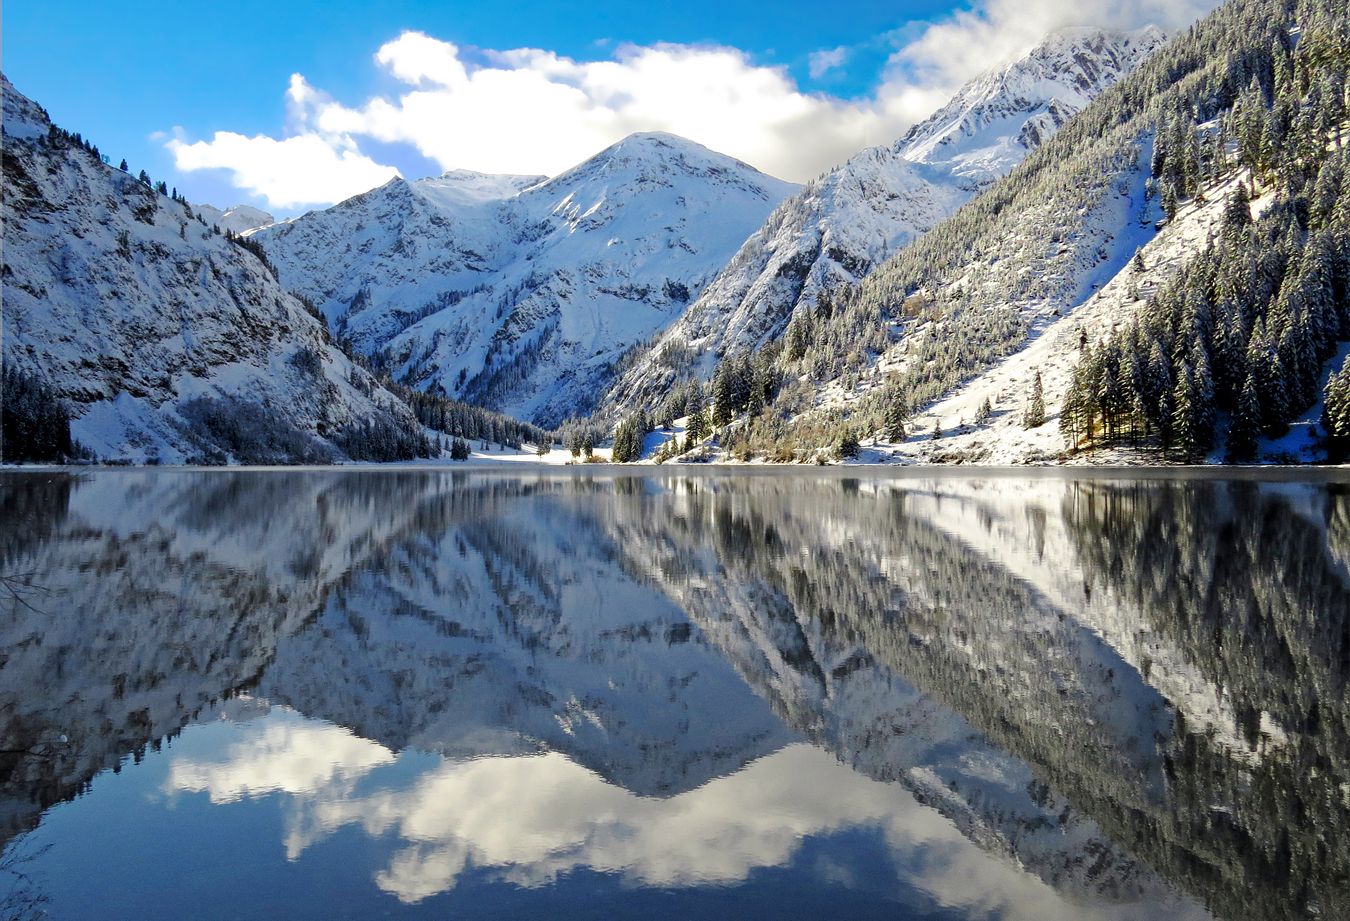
<box><xmin>601</xmin><ymin>26</ymin><xmax>1166</xmax><ymax>416</ymax></box>
<box><xmin>255</xmin><ymin>135</ymin><xmax>798</xmax><ymax>425</ymax></box>
<box><xmin>1</xmin><ymin>75</ymin><xmax>420</xmax><ymax>463</ymax></box>
<box><xmin>896</xmin><ymin>25</ymin><xmax>1167</xmax><ymax>185</ymax></box>
<box><xmin>194</xmin><ymin>202</ymin><xmax>275</xmax><ymax>234</ymax></box>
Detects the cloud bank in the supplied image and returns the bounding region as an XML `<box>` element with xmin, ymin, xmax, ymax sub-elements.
<box><xmin>168</xmin><ymin>0</ymin><xmax>1223</xmax><ymax>210</ymax></box>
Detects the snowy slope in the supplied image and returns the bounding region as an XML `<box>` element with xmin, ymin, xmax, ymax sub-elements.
<box><xmin>194</xmin><ymin>202</ymin><xmax>275</xmax><ymax>234</ymax></box>
<box><xmin>862</xmin><ymin>175</ymin><xmax>1269</xmax><ymax>465</ymax></box>
<box><xmin>255</xmin><ymin>135</ymin><xmax>798</xmax><ymax>426</ymax></box>
<box><xmin>602</xmin><ymin>27</ymin><xmax>1166</xmax><ymax>418</ymax></box>
<box><xmin>1</xmin><ymin>75</ymin><xmax>420</xmax><ymax>463</ymax></box>
<box><xmin>896</xmin><ymin>26</ymin><xmax>1167</xmax><ymax>185</ymax></box>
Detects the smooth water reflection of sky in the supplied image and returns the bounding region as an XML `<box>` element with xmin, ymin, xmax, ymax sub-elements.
<box><xmin>24</xmin><ymin>700</ymin><xmax>1206</xmax><ymax>921</ymax></box>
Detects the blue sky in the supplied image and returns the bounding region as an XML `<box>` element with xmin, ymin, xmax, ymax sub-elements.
<box><xmin>5</xmin><ymin>0</ymin><xmax>1220</xmax><ymax>217</ymax></box>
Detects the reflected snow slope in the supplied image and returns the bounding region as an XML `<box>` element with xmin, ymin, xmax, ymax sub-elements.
<box><xmin>2</xmin><ymin>469</ymin><xmax>1347</xmax><ymax>920</ymax></box>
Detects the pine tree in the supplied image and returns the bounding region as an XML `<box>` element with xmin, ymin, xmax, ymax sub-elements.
<box><xmin>686</xmin><ymin>401</ymin><xmax>709</xmax><ymax>442</ymax></box>
<box><xmin>974</xmin><ymin>398</ymin><xmax>993</xmax><ymax>424</ymax></box>
<box><xmin>1228</xmin><ymin>370</ymin><xmax>1263</xmax><ymax>461</ymax></box>
<box><xmin>1323</xmin><ymin>359</ymin><xmax>1350</xmax><ymax>461</ymax></box>
<box><xmin>1023</xmin><ymin>372</ymin><xmax>1046</xmax><ymax>428</ymax></box>
<box><xmin>1224</xmin><ymin>183</ymin><xmax>1252</xmax><ymax>233</ymax></box>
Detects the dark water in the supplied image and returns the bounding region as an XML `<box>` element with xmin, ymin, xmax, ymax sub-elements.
<box><xmin>1</xmin><ymin>468</ymin><xmax>1348</xmax><ymax>921</ymax></box>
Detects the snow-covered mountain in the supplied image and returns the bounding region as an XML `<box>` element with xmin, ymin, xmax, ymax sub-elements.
<box><xmin>895</xmin><ymin>25</ymin><xmax>1167</xmax><ymax>185</ymax></box>
<box><xmin>194</xmin><ymin>202</ymin><xmax>275</xmax><ymax>234</ymax></box>
<box><xmin>255</xmin><ymin>134</ymin><xmax>798</xmax><ymax>425</ymax></box>
<box><xmin>1</xmin><ymin>75</ymin><xmax>421</xmax><ymax>463</ymax></box>
<box><xmin>601</xmin><ymin>26</ymin><xmax>1166</xmax><ymax>416</ymax></box>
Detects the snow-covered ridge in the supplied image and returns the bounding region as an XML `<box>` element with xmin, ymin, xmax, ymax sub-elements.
<box><xmin>194</xmin><ymin>202</ymin><xmax>275</xmax><ymax>235</ymax></box>
<box><xmin>897</xmin><ymin>25</ymin><xmax>1168</xmax><ymax>186</ymax></box>
<box><xmin>601</xmin><ymin>26</ymin><xmax>1166</xmax><ymax>419</ymax></box>
<box><xmin>1</xmin><ymin>74</ymin><xmax>420</xmax><ymax>463</ymax></box>
<box><xmin>256</xmin><ymin>132</ymin><xmax>798</xmax><ymax>425</ymax></box>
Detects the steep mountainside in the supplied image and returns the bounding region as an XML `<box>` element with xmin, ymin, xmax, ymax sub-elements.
<box><xmin>256</xmin><ymin>135</ymin><xmax>798</xmax><ymax>425</ymax></box>
<box><xmin>647</xmin><ymin>0</ymin><xmax>1350</xmax><ymax>466</ymax></box>
<box><xmin>1</xmin><ymin>75</ymin><xmax>425</xmax><ymax>464</ymax></box>
<box><xmin>601</xmin><ymin>27</ymin><xmax>1166</xmax><ymax>418</ymax></box>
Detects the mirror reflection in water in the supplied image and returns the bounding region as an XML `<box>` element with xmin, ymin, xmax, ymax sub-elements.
<box><xmin>1</xmin><ymin>469</ymin><xmax>1346</xmax><ymax>920</ymax></box>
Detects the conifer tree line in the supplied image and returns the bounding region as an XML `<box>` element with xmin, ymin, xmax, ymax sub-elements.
<box><xmin>332</xmin><ymin>413</ymin><xmax>437</xmax><ymax>463</ymax></box>
<box><xmin>384</xmin><ymin>380</ymin><xmax>552</xmax><ymax>450</ymax></box>
<box><xmin>1063</xmin><ymin>0</ymin><xmax>1350</xmax><ymax>460</ymax></box>
<box><xmin>224</xmin><ymin>229</ymin><xmax>278</xmax><ymax>280</ymax></box>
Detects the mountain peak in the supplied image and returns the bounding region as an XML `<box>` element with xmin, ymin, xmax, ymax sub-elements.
<box><xmin>193</xmin><ymin>202</ymin><xmax>276</xmax><ymax>235</ymax></box>
<box><xmin>552</xmin><ymin>131</ymin><xmax>787</xmax><ymax>187</ymax></box>
<box><xmin>2</xmin><ymin>73</ymin><xmax>52</xmax><ymax>141</ymax></box>
<box><xmin>895</xmin><ymin>25</ymin><xmax>1168</xmax><ymax>185</ymax></box>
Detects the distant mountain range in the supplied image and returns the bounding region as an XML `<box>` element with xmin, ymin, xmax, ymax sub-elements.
<box><xmin>254</xmin><ymin>134</ymin><xmax>797</xmax><ymax>425</ymax></box>
<box><xmin>251</xmin><ymin>26</ymin><xmax>1162</xmax><ymax>428</ymax></box>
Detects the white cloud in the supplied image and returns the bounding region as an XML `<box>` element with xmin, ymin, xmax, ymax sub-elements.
<box><xmin>167</xmin><ymin>74</ymin><xmax>400</xmax><ymax>210</ymax></box>
<box><xmin>808</xmin><ymin>46</ymin><xmax>850</xmax><ymax>79</ymax></box>
<box><xmin>168</xmin><ymin>130</ymin><xmax>399</xmax><ymax>210</ymax></box>
<box><xmin>890</xmin><ymin>0</ymin><xmax>1223</xmax><ymax>95</ymax></box>
<box><xmin>297</xmin><ymin>35</ymin><xmax>929</xmax><ymax>186</ymax></box>
<box><xmin>167</xmin><ymin>0</ymin><xmax>1224</xmax><ymax>209</ymax></box>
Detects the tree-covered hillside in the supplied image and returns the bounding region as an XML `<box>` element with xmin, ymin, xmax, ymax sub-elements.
<box><xmin>628</xmin><ymin>0</ymin><xmax>1350</xmax><ymax>464</ymax></box>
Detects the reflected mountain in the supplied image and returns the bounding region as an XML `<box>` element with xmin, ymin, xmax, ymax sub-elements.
<box><xmin>1</xmin><ymin>469</ymin><xmax>1346</xmax><ymax>920</ymax></box>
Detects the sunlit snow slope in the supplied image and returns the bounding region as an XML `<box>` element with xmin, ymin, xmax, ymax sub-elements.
<box><xmin>602</xmin><ymin>26</ymin><xmax>1166</xmax><ymax>416</ymax></box>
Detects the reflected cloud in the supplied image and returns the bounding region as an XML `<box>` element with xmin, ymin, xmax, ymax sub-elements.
<box><xmin>165</xmin><ymin>707</ymin><xmax>395</xmax><ymax>807</ymax></box>
<box><xmin>163</xmin><ymin>711</ymin><xmax>1207</xmax><ymax>919</ymax></box>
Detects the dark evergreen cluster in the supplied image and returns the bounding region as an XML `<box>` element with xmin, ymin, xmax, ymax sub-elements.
<box><xmin>558</xmin><ymin>417</ymin><xmax>608</xmax><ymax>457</ymax></box>
<box><xmin>44</xmin><ymin>123</ymin><xmax>106</xmax><ymax>166</ymax></box>
<box><xmin>610</xmin><ymin>410</ymin><xmax>651</xmax><ymax>462</ymax></box>
<box><xmin>333</xmin><ymin>414</ymin><xmax>437</xmax><ymax>462</ymax></box>
<box><xmin>0</xmin><ymin>368</ymin><xmax>74</xmax><ymax>463</ymax></box>
<box><xmin>711</xmin><ymin>346</ymin><xmax>781</xmax><ymax>425</ymax></box>
<box><xmin>224</xmin><ymin>229</ymin><xmax>278</xmax><ymax>280</ymax></box>
<box><xmin>179</xmin><ymin>396</ymin><xmax>336</xmax><ymax>465</ymax></box>
<box><xmin>384</xmin><ymin>381</ymin><xmax>551</xmax><ymax>450</ymax></box>
<box><xmin>654</xmin><ymin>378</ymin><xmax>709</xmax><ymax>429</ymax></box>
<box><xmin>1325</xmin><ymin>360</ymin><xmax>1350</xmax><ymax>458</ymax></box>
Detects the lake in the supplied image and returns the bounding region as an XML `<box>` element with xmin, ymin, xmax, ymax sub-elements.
<box><xmin>1</xmin><ymin>467</ymin><xmax>1347</xmax><ymax>920</ymax></box>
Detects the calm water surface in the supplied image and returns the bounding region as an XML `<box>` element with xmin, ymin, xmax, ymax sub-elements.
<box><xmin>1</xmin><ymin>468</ymin><xmax>1348</xmax><ymax>920</ymax></box>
